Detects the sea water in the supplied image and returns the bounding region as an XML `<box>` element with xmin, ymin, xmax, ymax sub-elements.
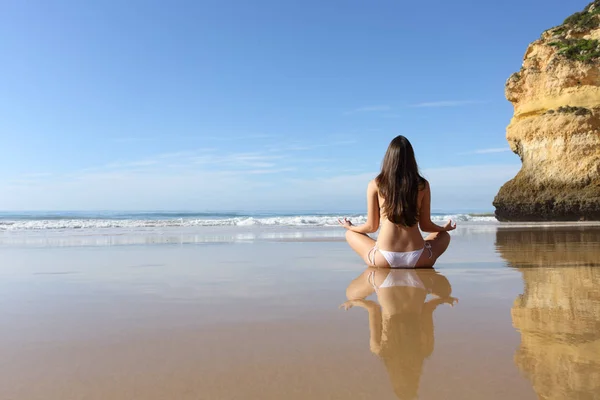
<box><xmin>0</xmin><ymin>211</ymin><xmax>499</xmax><ymax>247</ymax></box>
<box><xmin>0</xmin><ymin>211</ymin><xmax>496</xmax><ymax>231</ymax></box>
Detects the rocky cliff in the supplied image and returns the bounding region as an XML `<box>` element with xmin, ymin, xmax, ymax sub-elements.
<box><xmin>494</xmin><ymin>1</ymin><xmax>600</xmax><ymax>221</ymax></box>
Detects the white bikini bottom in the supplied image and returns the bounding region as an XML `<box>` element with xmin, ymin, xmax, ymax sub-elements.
<box><xmin>368</xmin><ymin>242</ymin><xmax>433</xmax><ymax>268</ymax></box>
<box><xmin>368</xmin><ymin>269</ymin><xmax>427</xmax><ymax>293</ymax></box>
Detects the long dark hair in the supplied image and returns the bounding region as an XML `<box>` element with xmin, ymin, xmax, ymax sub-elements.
<box><xmin>375</xmin><ymin>135</ymin><xmax>425</xmax><ymax>227</ymax></box>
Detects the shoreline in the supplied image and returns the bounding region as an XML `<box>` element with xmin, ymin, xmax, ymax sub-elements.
<box><xmin>2</xmin><ymin>222</ymin><xmax>600</xmax><ymax>248</ymax></box>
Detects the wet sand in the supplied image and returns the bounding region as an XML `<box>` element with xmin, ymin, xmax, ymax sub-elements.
<box><xmin>1</xmin><ymin>225</ymin><xmax>600</xmax><ymax>399</ymax></box>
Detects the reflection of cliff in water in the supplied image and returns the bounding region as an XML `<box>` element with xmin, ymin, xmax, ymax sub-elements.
<box><xmin>496</xmin><ymin>228</ymin><xmax>600</xmax><ymax>400</ymax></box>
<box><xmin>495</xmin><ymin>227</ymin><xmax>600</xmax><ymax>268</ymax></box>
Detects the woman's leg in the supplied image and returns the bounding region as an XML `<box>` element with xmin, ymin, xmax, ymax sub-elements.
<box><xmin>344</xmin><ymin>230</ymin><xmax>388</xmax><ymax>267</ymax></box>
<box><xmin>345</xmin><ymin>268</ymin><xmax>376</xmax><ymax>300</ymax></box>
<box><xmin>416</xmin><ymin>231</ymin><xmax>451</xmax><ymax>268</ymax></box>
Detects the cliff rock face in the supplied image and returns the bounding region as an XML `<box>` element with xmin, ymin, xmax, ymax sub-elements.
<box><xmin>494</xmin><ymin>1</ymin><xmax>600</xmax><ymax>221</ymax></box>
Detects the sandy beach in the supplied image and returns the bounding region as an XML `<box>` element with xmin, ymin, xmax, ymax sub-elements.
<box><xmin>1</xmin><ymin>224</ymin><xmax>599</xmax><ymax>399</ymax></box>
<box><xmin>3</xmin><ymin>0</ymin><xmax>600</xmax><ymax>398</ymax></box>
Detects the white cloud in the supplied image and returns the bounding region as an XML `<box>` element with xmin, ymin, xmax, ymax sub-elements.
<box><xmin>381</xmin><ymin>114</ymin><xmax>403</xmax><ymax>119</ymax></box>
<box><xmin>410</xmin><ymin>100</ymin><xmax>484</xmax><ymax>108</ymax></box>
<box><xmin>203</xmin><ymin>133</ymin><xmax>275</xmax><ymax>141</ymax></box>
<box><xmin>0</xmin><ymin>138</ymin><xmax>521</xmax><ymax>213</ymax></box>
<box><xmin>421</xmin><ymin>163</ymin><xmax>521</xmax><ymax>210</ymax></box>
<box><xmin>266</xmin><ymin>140</ymin><xmax>356</xmax><ymax>152</ymax></box>
<box><xmin>2</xmin><ymin>170</ymin><xmax>265</xmax><ymax>210</ymax></box>
<box><xmin>110</xmin><ymin>134</ymin><xmax>273</xmax><ymax>144</ymax></box>
<box><xmin>0</xmin><ymin>145</ymin><xmax>320</xmax><ymax>210</ymax></box>
<box><xmin>104</xmin><ymin>160</ymin><xmax>159</xmax><ymax>168</ymax></box>
<box><xmin>21</xmin><ymin>172</ymin><xmax>53</xmax><ymax>178</ymax></box>
<box><xmin>459</xmin><ymin>147</ymin><xmax>512</xmax><ymax>155</ymax></box>
<box><xmin>346</xmin><ymin>105</ymin><xmax>391</xmax><ymax>114</ymax></box>
<box><xmin>256</xmin><ymin>163</ymin><xmax>521</xmax><ymax>212</ymax></box>
<box><xmin>2</xmin><ymin>163</ymin><xmax>521</xmax><ymax>211</ymax></box>
<box><xmin>111</xmin><ymin>137</ymin><xmax>158</xmax><ymax>143</ymax></box>
<box><xmin>157</xmin><ymin>149</ymin><xmax>216</xmax><ymax>159</ymax></box>
<box><xmin>220</xmin><ymin>167</ymin><xmax>296</xmax><ymax>175</ymax></box>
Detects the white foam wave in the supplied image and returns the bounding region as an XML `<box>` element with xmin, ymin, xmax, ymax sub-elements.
<box><xmin>0</xmin><ymin>214</ymin><xmax>497</xmax><ymax>231</ymax></box>
<box><xmin>431</xmin><ymin>214</ymin><xmax>497</xmax><ymax>223</ymax></box>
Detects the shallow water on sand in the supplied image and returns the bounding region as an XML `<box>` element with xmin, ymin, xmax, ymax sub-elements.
<box><xmin>1</xmin><ymin>225</ymin><xmax>599</xmax><ymax>399</ymax></box>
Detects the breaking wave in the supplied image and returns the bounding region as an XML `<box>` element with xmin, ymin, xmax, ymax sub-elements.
<box><xmin>0</xmin><ymin>213</ymin><xmax>497</xmax><ymax>231</ymax></box>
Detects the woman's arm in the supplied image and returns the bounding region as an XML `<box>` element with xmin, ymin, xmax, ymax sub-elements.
<box><xmin>339</xmin><ymin>180</ymin><xmax>380</xmax><ymax>234</ymax></box>
<box><xmin>420</xmin><ymin>296</ymin><xmax>458</xmax><ymax>357</ymax></box>
<box><xmin>340</xmin><ymin>299</ymin><xmax>383</xmax><ymax>354</ymax></box>
<box><xmin>423</xmin><ymin>296</ymin><xmax>459</xmax><ymax>312</ymax></box>
<box><xmin>418</xmin><ymin>181</ymin><xmax>456</xmax><ymax>233</ymax></box>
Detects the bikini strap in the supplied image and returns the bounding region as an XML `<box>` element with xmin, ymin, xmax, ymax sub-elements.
<box><xmin>425</xmin><ymin>242</ymin><xmax>433</xmax><ymax>259</ymax></box>
<box><xmin>368</xmin><ymin>245</ymin><xmax>378</xmax><ymax>267</ymax></box>
<box><xmin>368</xmin><ymin>270</ymin><xmax>378</xmax><ymax>294</ymax></box>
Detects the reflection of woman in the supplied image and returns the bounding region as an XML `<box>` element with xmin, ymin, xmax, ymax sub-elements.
<box><xmin>338</xmin><ymin>135</ymin><xmax>455</xmax><ymax>268</ymax></box>
<box><xmin>342</xmin><ymin>268</ymin><xmax>457</xmax><ymax>400</ymax></box>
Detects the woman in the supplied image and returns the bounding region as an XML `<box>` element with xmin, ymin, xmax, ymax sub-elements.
<box><xmin>341</xmin><ymin>267</ymin><xmax>458</xmax><ymax>400</ymax></box>
<box><xmin>339</xmin><ymin>135</ymin><xmax>455</xmax><ymax>268</ymax></box>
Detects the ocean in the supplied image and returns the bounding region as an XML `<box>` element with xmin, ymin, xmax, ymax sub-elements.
<box><xmin>0</xmin><ymin>211</ymin><xmax>496</xmax><ymax>231</ymax></box>
<box><xmin>0</xmin><ymin>211</ymin><xmax>499</xmax><ymax>247</ymax></box>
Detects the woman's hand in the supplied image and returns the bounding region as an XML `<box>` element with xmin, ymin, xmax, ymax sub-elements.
<box><xmin>443</xmin><ymin>219</ymin><xmax>457</xmax><ymax>232</ymax></box>
<box><xmin>338</xmin><ymin>217</ymin><xmax>353</xmax><ymax>229</ymax></box>
<box><xmin>339</xmin><ymin>300</ymin><xmax>357</xmax><ymax>311</ymax></box>
<box><xmin>339</xmin><ymin>299</ymin><xmax>378</xmax><ymax>310</ymax></box>
<box><xmin>444</xmin><ymin>297</ymin><xmax>459</xmax><ymax>307</ymax></box>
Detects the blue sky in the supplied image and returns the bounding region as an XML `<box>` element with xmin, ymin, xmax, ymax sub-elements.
<box><xmin>0</xmin><ymin>0</ymin><xmax>590</xmax><ymax>212</ymax></box>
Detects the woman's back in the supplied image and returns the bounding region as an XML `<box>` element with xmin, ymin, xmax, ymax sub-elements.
<box><xmin>375</xmin><ymin>180</ymin><xmax>427</xmax><ymax>253</ymax></box>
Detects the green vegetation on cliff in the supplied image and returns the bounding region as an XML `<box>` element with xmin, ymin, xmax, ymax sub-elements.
<box><xmin>563</xmin><ymin>1</ymin><xmax>600</xmax><ymax>31</ymax></box>
<box><xmin>545</xmin><ymin>106</ymin><xmax>592</xmax><ymax>116</ymax></box>
<box><xmin>544</xmin><ymin>2</ymin><xmax>600</xmax><ymax>62</ymax></box>
<box><xmin>548</xmin><ymin>39</ymin><xmax>600</xmax><ymax>62</ymax></box>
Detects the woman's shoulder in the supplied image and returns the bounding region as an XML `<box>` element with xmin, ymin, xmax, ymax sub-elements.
<box><xmin>368</xmin><ymin>178</ymin><xmax>379</xmax><ymax>191</ymax></box>
<box><xmin>419</xmin><ymin>177</ymin><xmax>429</xmax><ymax>191</ymax></box>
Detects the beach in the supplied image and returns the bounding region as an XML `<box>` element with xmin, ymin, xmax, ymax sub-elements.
<box><xmin>0</xmin><ymin>219</ymin><xmax>599</xmax><ymax>399</ymax></box>
<box><xmin>3</xmin><ymin>0</ymin><xmax>599</xmax><ymax>397</ymax></box>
